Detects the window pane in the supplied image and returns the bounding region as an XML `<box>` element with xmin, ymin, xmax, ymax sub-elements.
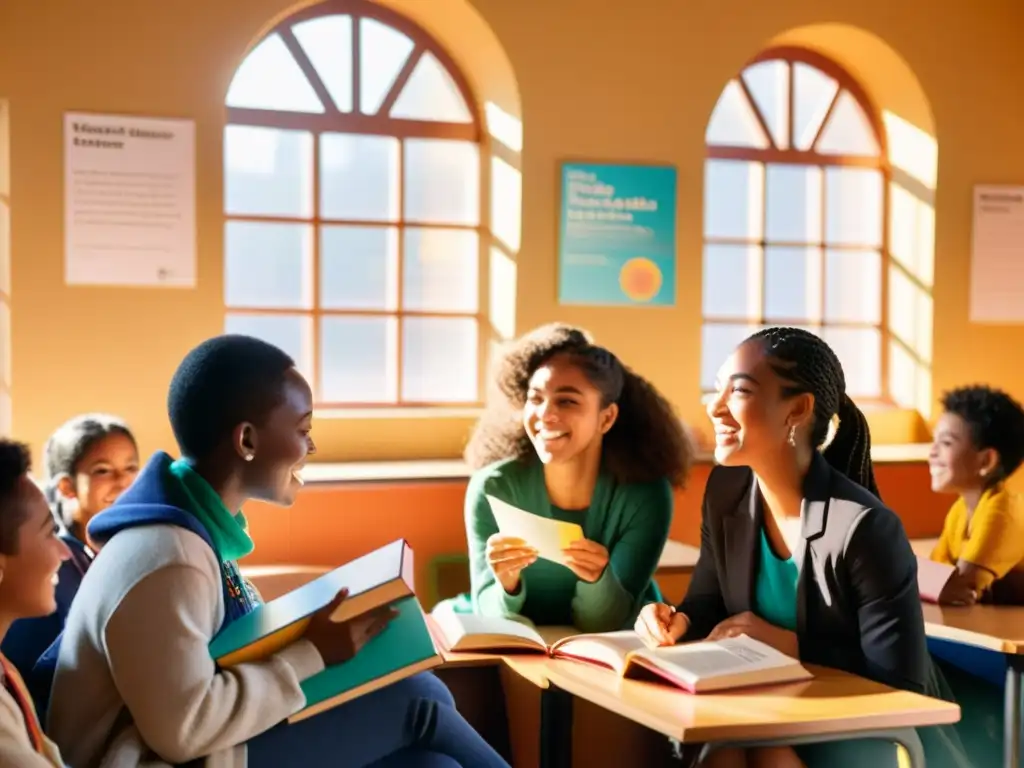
<box><xmin>225</xmin><ymin>34</ymin><xmax>324</xmax><ymax>113</ymax></box>
<box><xmin>404</xmin><ymin>139</ymin><xmax>480</xmax><ymax>225</ymax></box>
<box><xmin>702</xmin><ymin>244</ymin><xmax>761</xmax><ymax>319</ymax></box>
<box><xmin>825</xmin><ymin>168</ymin><xmax>883</xmax><ymax>247</ymax></box>
<box><xmin>402</xmin><ymin>316</ymin><xmax>478</xmax><ymax>402</ymax></box>
<box><xmin>403</xmin><ymin>228</ymin><xmax>479</xmax><ymax>312</ymax></box>
<box><xmin>320</xmin><ymin>316</ymin><xmax>397</xmax><ymax>403</ymax></box>
<box><xmin>792</xmin><ymin>63</ymin><xmax>838</xmax><ymax>150</ymax></box>
<box><xmin>225</xmin><ymin>313</ymin><xmax>313</xmax><ymax>380</ymax></box>
<box><xmin>705</xmin><ymin>81</ymin><xmax>769</xmax><ymax>148</ymax></box>
<box><xmin>825</xmin><ymin>249</ymin><xmax>880</xmax><ymax>323</ymax></box>
<box><xmin>704</xmin><ymin>160</ymin><xmax>764</xmax><ymax>240</ymax></box>
<box><xmin>225</xmin><ymin>221</ymin><xmax>312</xmax><ymax>309</ymax></box>
<box><xmin>765</xmin><ymin>247</ymin><xmax>821</xmax><ymax>322</ymax></box>
<box><xmin>489</xmin><ymin>246</ymin><xmax>516</xmax><ymax>340</ymax></box>
<box><xmin>888</xmin><ymin>342</ymin><xmax>917</xmax><ymax>410</ymax></box>
<box><xmin>765</xmin><ymin>165</ymin><xmax>822</xmax><ymax>243</ymax></box>
<box><xmin>820</xmin><ymin>326</ymin><xmax>881</xmax><ymax>398</ymax></box>
<box><xmin>888</xmin><ymin>264</ymin><xmax>933</xmax><ymax>363</ymax></box>
<box><xmin>742</xmin><ymin>60</ymin><xmax>789</xmax><ymax>149</ymax></box>
<box><xmin>391</xmin><ymin>52</ymin><xmax>472</xmax><ymax>123</ymax></box>
<box><xmin>816</xmin><ymin>91</ymin><xmax>879</xmax><ymax>156</ymax></box>
<box><xmin>293</xmin><ymin>15</ymin><xmax>354</xmax><ymax>112</ymax></box>
<box><xmin>491</xmin><ymin>156</ymin><xmax>521</xmax><ymax>251</ymax></box>
<box><xmin>320</xmin><ymin>225</ymin><xmax>397</xmax><ymax>311</ymax></box>
<box><xmin>320</xmin><ymin>133</ymin><xmax>399</xmax><ymax>221</ymax></box>
<box><xmin>225</xmin><ymin>126</ymin><xmax>313</xmax><ymax>217</ymax></box>
<box><xmin>359</xmin><ymin>18</ymin><xmax>414</xmax><ymax>115</ymax></box>
<box><xmin>701</xmin><ymin>323</ymin><xmax>761</xmax><ymax>390</ymax></box>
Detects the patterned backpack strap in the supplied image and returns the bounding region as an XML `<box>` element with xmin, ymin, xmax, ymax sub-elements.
<box><xmin>0</xmin><ymin>653</ymin><xmax>44</xmax><ymax>753</ymax></box>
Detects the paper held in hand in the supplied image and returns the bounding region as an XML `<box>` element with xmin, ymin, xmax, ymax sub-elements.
<box><xmin>917</xmin><ymin>556</ymin><xmax>956</xmax><ymax>603</ymax></box>
<box><xmin>486</xmin><ymin>495</ymin><xmax>584</xmax><ymax>565</ymax></box>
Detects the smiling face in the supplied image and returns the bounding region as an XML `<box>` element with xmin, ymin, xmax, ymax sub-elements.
<box><xmin>522</xmin><ymin>354</ymin><xmax>618</xmax><ymax>466</ymax></box>
<box><xmin>705</xmin><ymin>340</ymin><xmax>813</xmax><ymax>468</ymax></box>
<box><xmin>928</xmin><ymin>412</ymin><xmax>995</xmax><ymax>494</ymax></box>
<box><xmin>59</xmin><ymin>432</ymin><xmax>140</xmax><ymax>527</ymax></box>
<box><xmin>241</xmin><ymin>368</ymin><xmax>316</xmax><ymax>506</ymax></box>
<box><xmin>0</xmin><ymin>476</ymin><xmax>71</xmax><ymax>619</ymax></box>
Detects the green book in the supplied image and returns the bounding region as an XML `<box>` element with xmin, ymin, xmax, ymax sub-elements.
<box><xmin>289</xmin><ymin>594</ymin><xmax>442</xmax><ymax>723</ymax></box>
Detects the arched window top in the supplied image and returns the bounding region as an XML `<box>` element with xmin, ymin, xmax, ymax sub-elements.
<box><xmin>706</xmin><ymin>49</ymin><xmax>884</xmax><ymax>162</ymax></box>
<box><xmin>226</xmin><ymin>1</ymin><xmax>479</xmax><ymax>138</ymax></box>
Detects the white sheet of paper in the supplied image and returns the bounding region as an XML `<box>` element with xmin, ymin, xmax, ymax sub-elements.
<box><xmin>64</xmin><ymin>112</ymin><xmax>196</xmax><ymax>287</ymax></box>
<box><xmin>970</xmin><ymin>185</ymin><xmax>1024</xmax><ymax>322</ymax></box>
<box><xmin>486</xmin><ymin>495</ymin><xmax>584</xmax><ymax>565</ymax></box>
<box><xmin>916</xmin><ymin>555</ymin><xmax>955</xmax><ymax>602</ymax></box>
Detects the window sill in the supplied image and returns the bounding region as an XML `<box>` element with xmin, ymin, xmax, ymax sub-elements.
<box><xmin>315</xmin><ymin>406</ymin><xmax>483</xmax><ymax>420</ymax></box>
<box><xmin>300</xmin><ymin>443</ymin><xmax>934</xmax><ymax>485</ymax></box>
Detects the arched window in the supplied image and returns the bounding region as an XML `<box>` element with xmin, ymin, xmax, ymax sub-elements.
<box><xmin>223</xmin><ymin>1</ymin><xmax>485</xmax><ymax>408</ymax></box>
<box><xmin>701</xmin><ymin>49</ymin><xmax>888</xmax><ymax>401</ymax></box>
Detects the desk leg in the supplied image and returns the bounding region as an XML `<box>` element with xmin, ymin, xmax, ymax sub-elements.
<box><xmin>539</xmin><ymin>686</ymin><xmax>573</xmax><ymax>768</ymax></box>
<box><xmin>1006</xmin><ymin>660</ymin><xmax>1022</xmax><ymax>768</ymax></box>
<box><xmin>697</xmin><ymin>728</ymin><xmax>925</xmax><ymax>768</ymax></box>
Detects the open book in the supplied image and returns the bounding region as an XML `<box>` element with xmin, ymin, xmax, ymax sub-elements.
<box><xmin>293</xmin><ymin>595</ymin><xmax>441</xmax><ymax>723</ymax></box>
<box><xmin>917</xmin><ymin>555</ymin><xmax>956</xmax><ymax>603</ymax></box>
<box><xmin>431</xmin><ymin>612</ymin><xmax>811</xmax><ymax>693</ymax></box>
<box><xmin>211</xmin><ymin>539</ymin><xmax>414</xmax><ymax>666</ymax></box>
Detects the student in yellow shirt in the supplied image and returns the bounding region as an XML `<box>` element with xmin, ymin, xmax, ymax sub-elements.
<box><xmin>928</xmin><ymin>385</ymin><xmax>1024</xmax><ymax>605</ymax></box>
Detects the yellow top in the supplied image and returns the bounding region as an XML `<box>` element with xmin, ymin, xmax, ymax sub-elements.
<box><xmin>931</xmin><ymin>485</ymin><xmax>1024</xmax><ymax>590</ymax></box>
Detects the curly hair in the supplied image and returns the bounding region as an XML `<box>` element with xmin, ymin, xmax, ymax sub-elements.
<box><xmin>0</xmin><ymin>439</ymin><xmax>33</xmax><ymax>555</ymax></box>
<box><xmin>747</xmin><ymin>327</ymin><xmax>878</xmax><ymax>497</ymax></box>
<box><xmin>464</xmin><ymin>323</ymin><xmax>693</xmax><ymax>486</ymax></box>
<box><xmin>941</xmin><ymin>385</ymin><xmax>1024</xmax><ymax>484</ymax></box>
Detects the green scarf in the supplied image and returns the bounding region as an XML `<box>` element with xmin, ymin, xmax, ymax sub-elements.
<box><xmin>167</xmin><ymin>459</ymin><xmax>255</xmax><ymax>563</ymax></box>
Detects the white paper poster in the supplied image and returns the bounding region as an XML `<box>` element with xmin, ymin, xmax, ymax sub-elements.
<box><xmin>970</xmin><ymin>184</ymin><xmax>1024</xmax><ymax>323</ymax></box>
<box><xmin>64</xmin><ymin>112</ymin><xmax>196</xmax><ymax>287</ymax></box>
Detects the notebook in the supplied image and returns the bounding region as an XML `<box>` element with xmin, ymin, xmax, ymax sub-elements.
<box><xmin>292</xmin><ymin>595</ymin><xmax>442</xmax><ymax>723</ymax></box>
<box><xmin>431</xmin><ymin>612</ymin><xmax>811</xmax><ymax>693</ymax></box>
<box><xmin>486</xmin><ymin>495</ymin><xmax>583</xmax><ymax>565</ymax></box>
<box><xmin>210</xmin><ymin>539</ymin><xmax>414</xmax><ymax>666</ymax></box>
<box><xmin>917</xmin><ymin>555</ymin><xmax>957</xmax><ymax>603</ymax></box>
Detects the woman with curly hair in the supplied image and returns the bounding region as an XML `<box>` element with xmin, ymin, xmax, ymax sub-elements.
<box><xmin>446</xmin><ymin>323</ymin><xmax>693</xmax><ymax>633</ymax></box>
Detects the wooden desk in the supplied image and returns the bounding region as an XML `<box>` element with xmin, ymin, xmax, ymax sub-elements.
<box><xmin>658</xmin><ymin>541</ymin><xmax>700</xmax><ymax>574</ymax></box>
<box><xmin>543</xmin><ymin>662</ymin><xmax>959</xmax><ymax>768</ymax></box>
<box><xmin>922</xmin><ymin>603</ymin><xmax>1024</xmax><ymax>768</ymax></box>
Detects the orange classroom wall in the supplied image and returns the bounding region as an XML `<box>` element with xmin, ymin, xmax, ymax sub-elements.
<box><xmin>240</xmin><ymin>460</ymin><xmax>950</xmax><ymax>597</ymax></box>
<box><xmin>3</xmin><ymin>0</ymin><xmax>1024</xmax><ymax>465</ymax></box>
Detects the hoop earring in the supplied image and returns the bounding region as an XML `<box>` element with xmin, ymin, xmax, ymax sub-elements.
<box><xmin>787</xmin><ymin>425</ymin><xmax>797</xmax><ymax>448</ymax></box>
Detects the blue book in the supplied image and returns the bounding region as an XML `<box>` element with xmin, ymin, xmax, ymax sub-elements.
<box><xmin>290</xmin><ymin>594</ymin><xmax>441</xmax><ymax>723</ymax></box>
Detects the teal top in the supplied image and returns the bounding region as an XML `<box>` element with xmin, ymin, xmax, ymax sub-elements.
<box><xmin>461</xmin><ymin>457</ymin><xmax>672</xmax><ymax>632</ymax></box>
<box><xmin>168</xmin><ymin>459</ymin><xmax>254</xmax><ymax>563</ymax></box>
<box><xmin>754</xmin><ymin>526</ymin><xmax>798</xmax><ymax>632</ymax></box>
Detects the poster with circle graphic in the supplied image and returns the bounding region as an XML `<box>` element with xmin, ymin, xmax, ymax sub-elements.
<box><xmin>558</xmin><ymin>162</ymin><xmax>677</xmax><ymax>306</ymax></box>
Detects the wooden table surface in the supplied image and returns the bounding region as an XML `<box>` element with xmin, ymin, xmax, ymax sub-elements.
<box><xmin>922</xmin><ymin>603</ymin><xmax>1024</xmax><ymax>654</ymax></box>
<box><xmin>542</xmin><ymin>661</ymin><xmax>961</xmax><ymax>744</ymax></box>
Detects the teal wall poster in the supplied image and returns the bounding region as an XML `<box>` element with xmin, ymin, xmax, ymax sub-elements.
<box><xmin>557</xmin><ymin>162</ymin><xmax>677</xmax><ymax>306</ymax></box>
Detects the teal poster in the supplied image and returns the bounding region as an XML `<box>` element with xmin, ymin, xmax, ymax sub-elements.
<box><xmin>558</xmin><ymin>162</ymin><xmax>677</xmax><ymax>306</ymax></box>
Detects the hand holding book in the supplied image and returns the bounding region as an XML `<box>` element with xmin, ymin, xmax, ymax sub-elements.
<box><xmin>304</xmin><ymin>587</ymin><xmax>399</xmax><ymax>667</ymax></box>
<box><xmin>634</xmin><ymin>602</ymin><xmax>689</xmax><ymax>646</ymax></box>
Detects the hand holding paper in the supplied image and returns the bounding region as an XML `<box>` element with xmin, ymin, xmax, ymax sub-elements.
<box><xmin>487</xmin><ymin>495</ymin><xmax>583</xmax><ymax>567</ymax></box>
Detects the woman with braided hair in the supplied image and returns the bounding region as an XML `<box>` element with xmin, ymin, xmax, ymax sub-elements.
<box><xmin>635</xmin><ymin>327</ymin><xmax>971</xmax><ymax>768</ymax></box>
<box><xmin>440</xmin><ymin>323</ymin><xmax>694</xmax><ymax>632</ymax></box>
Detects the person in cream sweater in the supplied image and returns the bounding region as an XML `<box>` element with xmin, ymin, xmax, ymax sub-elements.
<box><xmin>0</xmin><ymin>439</ymin><xmax>70</xmax><ymax>767</ymax></box>
<box><xmin>47</xmin><ymin>335</ymin><xmax>508</xmax><ymax>768</ymax></box>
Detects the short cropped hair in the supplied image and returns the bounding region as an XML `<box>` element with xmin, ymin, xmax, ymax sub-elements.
<box><xmin>0</xmin><ymin>440</ymin><xmax>33</xmax><ymax>555</ymax></box>
<box><xmin>942</xmin><ymin>385</ymin><xmax>1024</xmax><ymax>483</ymax></box>
<box><xmin>168</xmin><ymin>335</ymin><xmax>295</xmax><ymax>461</ymax></box>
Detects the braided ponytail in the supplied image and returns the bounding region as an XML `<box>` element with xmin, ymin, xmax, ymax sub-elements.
<box><xmin>748</xmin><ymin>327</ymin><xmax>880</xmax><ymax>499</ymax></box>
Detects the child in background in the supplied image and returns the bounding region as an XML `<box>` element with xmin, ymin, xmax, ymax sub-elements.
<box><xmin>0</xmin><ymin>439</ymin><xmax>70</xmax><ymax>766</ymax></box>
<box><xmin>2</xmin><ymin>414</ymin><xmax>138</xmax><ymax>693</ymax></box>
<box><xmin>928</xmin><ymin>385</ymin><xmax>1024</xmax><ymax>605</ymax></box>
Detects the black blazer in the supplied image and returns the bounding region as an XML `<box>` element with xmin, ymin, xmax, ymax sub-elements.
<box><xmin>679</xmin><ymin>453</ymin><xmax>933</xmax><ymax>696</ymax></box>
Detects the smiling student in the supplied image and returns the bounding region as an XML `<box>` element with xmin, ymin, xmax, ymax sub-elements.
<box><xmin>928</xmin><ymin>385</ymin><xmax>1024</xmax><ymax>605</ymax></box>
<box><xmin>47</xmin><ymin>335</ymin><xmax>509</xmax><ymax>768</ymax></box>
<box><xmin>634</xmin><ymin>327</ymin><xmax>970</xmax><ymax>768</ymax></box>
<box><xmin>2</xmin><ymin>414</ymin><xmax>138</xmax><ymax>698</ymax></box>
<box><xmin>0</xmin><ymin>439</ymin><xmax>71</xmax><ymax>767</ymax></box>
<box><xmin>447</xmin><ymin>323</ymin><xmax>692</xmax><ymax>632</ymax></box>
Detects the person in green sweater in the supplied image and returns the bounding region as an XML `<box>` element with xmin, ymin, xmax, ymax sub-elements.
<box><xmin>446</xmin><ymin>323</ymin><xmax>693</xmax><ymax>632</ymax></box>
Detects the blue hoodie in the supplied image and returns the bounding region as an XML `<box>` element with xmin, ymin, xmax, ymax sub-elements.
<box><xmin>30</xmin><ymin>453</ymin><xmax>260</xmax><ymax>718</ymax></box>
